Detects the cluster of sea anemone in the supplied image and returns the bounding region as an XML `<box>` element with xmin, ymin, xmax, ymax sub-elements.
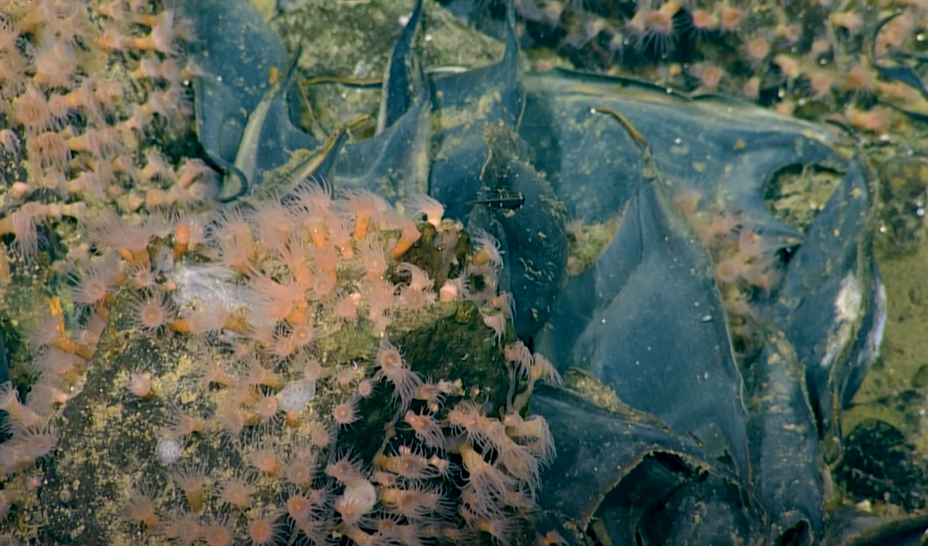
<box><xmin>0</xmin><ymin>169</ymin><xmax>563</xmax><ymax>544</ymax></box>
<box><xmin>512</xmin><ymin>0</ymin><xmax>926</xmax><ymax>135</ymax></box>
<box><xmin>0</xmin><ymin>0</ymin><xmax>212</xmax><ymax>263</ymax></box>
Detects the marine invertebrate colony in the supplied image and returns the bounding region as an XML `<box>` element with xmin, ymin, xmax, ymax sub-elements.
<box><xmin>0</xmin><ymin>0</ymin><xmax>208</xmax><ymax>262</ymax></box>
<box><xmin>511</xmin><ymin>0</ymin><xmax>928</xmax><ymax>134</ymax></box>
<box><xmin>1</xmin><ymin>172</ymin><xmax>559</xmax><ymax>545</ymax></box>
